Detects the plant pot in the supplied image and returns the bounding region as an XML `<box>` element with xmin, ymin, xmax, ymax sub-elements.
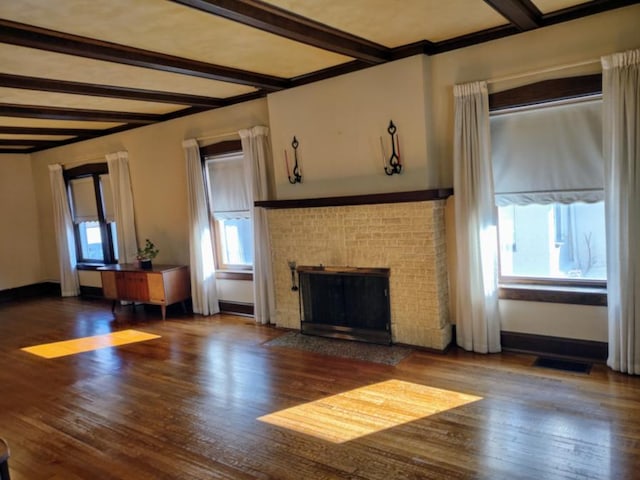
<box><xmin>140</xmin><ymin>259</ymin><xmax>153</xmax><ymax>270</ymax></box>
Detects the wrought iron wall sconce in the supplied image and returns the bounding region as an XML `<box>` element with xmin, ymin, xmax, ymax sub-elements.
<box><xmin>380</xmin><ymin>120</ymin><xmax>402</xmax><ymax>176</ymax></box>
<box><xmin>288</xmin><ymin>260</ymin><xmax>298</xmax><ymax>291</ymax></box>
<box><xmin>284</xmin><ymin>136</ymin><xmax>302</xmax><ymax>184</ymax></box>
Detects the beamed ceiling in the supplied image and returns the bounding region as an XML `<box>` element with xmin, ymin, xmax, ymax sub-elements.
<box><xmin>0</xmin><ymin>0</ymin><xmax>636</xmax><ymax>154</ymax></box>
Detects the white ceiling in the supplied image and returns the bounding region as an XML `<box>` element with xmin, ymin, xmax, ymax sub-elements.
<box><xmin>0</xmin><ymin>0</ymin><xmax>630</xmax><ymax>153</ymax></box>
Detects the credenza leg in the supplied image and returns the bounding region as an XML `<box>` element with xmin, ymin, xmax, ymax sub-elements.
<box><xmin>161</xmin><ymin>305</ymin><xmax>166</xmax><ymax>320</ymax></box>
<box><xmin>111</xmin><ymin>300</ymin><xmax>117</xmax><ymax>314</ymax></box>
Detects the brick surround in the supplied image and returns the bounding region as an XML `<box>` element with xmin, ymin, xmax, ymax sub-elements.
<box><xmin>266</xmin><ymin>199</ymin><xmax>451</xmax><ymax>350</ymax></box>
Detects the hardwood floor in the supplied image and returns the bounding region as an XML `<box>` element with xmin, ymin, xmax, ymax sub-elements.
<box><xmin>1</xmin><ymin>296</ymin><xmax>639</xmax><ymax>479</ymax></box>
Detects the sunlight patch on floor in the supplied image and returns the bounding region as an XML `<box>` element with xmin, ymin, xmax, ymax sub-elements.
<box><xmin>258</xmin><ymin>379</ymin><xmax>482</xmax><ymax>443</ymax></box>
<box><xmin>21</xmin><ymin>329</ymin><xmax>161</xmax><ymax>359</ymax></box>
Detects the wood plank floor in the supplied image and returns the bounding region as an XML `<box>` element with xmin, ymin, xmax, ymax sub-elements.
<box><xmin>1</xmin><ymin>296</ymin><xmax>639</xmax><ymax>479</ymax></box>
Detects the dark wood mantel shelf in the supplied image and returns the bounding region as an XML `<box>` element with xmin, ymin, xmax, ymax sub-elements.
<box><xmin>254</xmin><ymin>188</ymin><xmax>453</xmax><ymax>209</ymax></box>
<box><xmin>297</xmin><ymin>265</ymin><xmax>390</xmax><ymax>277</ymax></box>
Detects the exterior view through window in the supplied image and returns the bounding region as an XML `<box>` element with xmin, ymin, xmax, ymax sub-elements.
<box><xmin>215</xmin><ymin>216</ymin><xmax>253</xmax><ymax>267</ymax></box>
<box><xmin>497</xmin><ymin>202</ymin><xmax>606</xmax><ymax>281</ymax></box>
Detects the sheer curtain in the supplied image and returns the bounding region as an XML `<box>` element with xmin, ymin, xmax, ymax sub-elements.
<box><xmin>602</xmin><ymin>48</ymin><xmax>640</xmax><ymax>374</ymax></box>
<box><xmin>106</xmin><ymin>151</ymin><xmax>138</xmax><ymax>264</ymax></box>
<box><xmin>183</xmin><ymin>139</ymin><xmax>219</xmax><ymax>315</ymax></box>
<box><xmin>453</xmin><ymin>81</ymin><xmax>501</xmax><ymax>353</ymax></box>
<box><xmin>48</xmin><ymin>164</ymin><xmax>80</xmax><ymax>297</ymax></box>
<box><xmin>239</xmin><ymin>126</ymin><xmax>276</xmax><ymax>325</ymax></box>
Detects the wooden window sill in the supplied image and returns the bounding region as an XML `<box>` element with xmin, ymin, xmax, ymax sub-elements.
<box><xmin>77</xmin><ymin>263</ymin><xmax>112</xmax><ymax>271</ymax></box>
<box><xmin>499</xmin><ymin>284</ymin><xmax>607</xmax><ymax>306</ymax></box>
<box><xmin>216</xmin><ymin>271</ymin><xmax>253</xmax><ymax>281</ymax></box>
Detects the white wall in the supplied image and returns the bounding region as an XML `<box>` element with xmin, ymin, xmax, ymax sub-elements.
<box><xmin>0</xmin><ymin>153</ymin><xmax>44</xmax><ymax>290</ymax></box>
<box><xmin>500</xmin><ymin>301</ymin><xmax>608</xmax><ymax>342</ymax></box>
<box><xmin>268</xmin><ymin>55</ymin><xmax>438</xmax><ymax>199</ymax></box>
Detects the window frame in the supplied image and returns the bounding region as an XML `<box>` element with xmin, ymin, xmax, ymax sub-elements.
<box><xmin>488</xmin><ymin>74</ymin><xmax>607</xmax><ymax>305</ymax></box>
<box><xmin>200</xmin><ymin>140</ymin><xmax>254</xmax><ymax>279</ymax></box>
<box><xmin>64</xmin><ymin>163</ymin><xmax>117</xmax><ymax>266</ymax></box>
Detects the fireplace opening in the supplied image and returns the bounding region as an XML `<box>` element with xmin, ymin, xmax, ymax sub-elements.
<box><xmin>297</xmin><ymin>266</ymin><xmax>392</xmax><ymax>345</ymax></box>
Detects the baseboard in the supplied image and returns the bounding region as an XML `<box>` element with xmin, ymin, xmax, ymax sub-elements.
<box><xmin>79</xmin><ymin>286</ymin><xmax>104</xmax><ymax>298</ymax></box>
<box><xmin>501</xmin><ymin>331</ymin><xmax>607</xmax><ymax>363</ymax></box>
<box><xmin>0</xmin><ymin>282</ymin><xmax>60</xmax><ymax>303</ymax></box>
<box><xmin>219</xmin><ymin>300</ymin><xmax>254</xmax><ymax>317</ymax></box>
<box><xmin>450</xmin><ymin>325</ymin><xmax>607</xmax><ymax>362</ymax></box>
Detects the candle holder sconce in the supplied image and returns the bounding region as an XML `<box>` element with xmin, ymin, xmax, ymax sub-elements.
<box><xmin>380</xmin><ymin>120</ymin><xmax>402</xmax><ymax>176</ymax></box>
<box><xmin>285</xmin><ymin>136</ymin><xmax>302</xmax><ymax>184</ymax></box>
<box><xmin>288</xmin><ymin>260</ymin><xmax>298</xmax><ymax>291</ymax></box>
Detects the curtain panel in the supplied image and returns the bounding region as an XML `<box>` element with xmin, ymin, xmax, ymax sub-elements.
<box><xmin>48</xmin><ymin>164</ymin><xmax>80</xmax><ymax>297</ymax></box>
<box><xmin>453</xmin><ymin>81</ymin><xmax>501</xmax><ymax>353</ymax></box>
<box><xmin>183</xmin><ymin>139</ymin><xmax>219</xmax><ymax>316</ymax></box>
<box><xmin>602</xmin><ymin>48</ymin><xmax>640</xmax><ymax>374</ymax></box>
<box><xmin>239</xmin><ymin>126</ymin><xmax>276</xmax><ymax>325</ymax></box>
<box><xmin>106</xmin><ymin>152</ymin><xmax>138</xmax><ymax>264</ymax></box>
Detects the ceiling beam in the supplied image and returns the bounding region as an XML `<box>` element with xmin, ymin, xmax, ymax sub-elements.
<box><xmin>0</xmin><ymin>19</ymin><xmax>288</xmax><ymax>91</ymax></box>
<box><xmin>0</xmin><ymin>126</ymin><xmax>98</xmax><ymax>136</ymax></box>
<box><xmin>172</xmin><ymin>0</ymin><xmax>390</xmax><ymax>64</ymax></box>
<box><xmin>540</xmin><ymin>0</ymin><xmax>640</xmax><ymax>26</ymax></box>
<box><xmin>0</xmin><ymin>104</ymin><xmax>162</xmax><ymax>124</ymax></box>
<box><xmin>483</xmin><ymin>0</ymin><xmax>541</xmax><ymax>30</ymax></box>
<box><xmin>0</xmin><ymin>73</ymin><xmax>227</xmax><ymax>108</ymax></box>
<box><xmin>0</xmin><ymin>139</ymin><xmax>62</xmax><ymax>147</ymax></box>
<box><xmin>0</xmin><ymin>148</ymin><xmax>34</xmax><ymax>154</ymax></box>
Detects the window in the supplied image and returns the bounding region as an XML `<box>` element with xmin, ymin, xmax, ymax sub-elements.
<box><xmin>65</xmin><ymin>164</ymin><xmax>117</xmax><ymax>264</ymax></box>
<box><xmin>204</xmin><ymin>150</ymin><xmax>254</xmax><ymax>271</ymax></box>
<box><xmin>498</xmin><ymin>202</ymin><xmax>606</xmax><ymax>282</ymax></box>
<box><xmin>490</xmin><ymin>96</ymin><xmax>606</xmax><ymax>286</ymax></box>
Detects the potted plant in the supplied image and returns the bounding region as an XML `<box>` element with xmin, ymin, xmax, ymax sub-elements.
<box><xmin>137</xmin><ymin>238</ymin><xmax>159</xmax><ymax>270</ymax></box>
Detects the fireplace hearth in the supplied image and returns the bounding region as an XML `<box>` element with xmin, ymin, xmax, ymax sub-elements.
<box><xmin>297</xmin><ymin>265</ymin><xmax>391</xmax><ymax>345</ymax></box>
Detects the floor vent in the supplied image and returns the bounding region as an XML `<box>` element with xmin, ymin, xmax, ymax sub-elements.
<box><xmin>533</xmin><ymin>357</ymin><xmax>592</xmax><ymax>374</ymax></box>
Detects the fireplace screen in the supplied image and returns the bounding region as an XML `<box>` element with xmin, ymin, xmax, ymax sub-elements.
<box><xmin>298</xmin><ymin>266</ymin><xmax>391</xmax><ymax>344</ymax></box>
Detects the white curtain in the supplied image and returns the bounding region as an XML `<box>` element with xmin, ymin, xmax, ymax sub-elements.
<box><xmin>48</xmin><ymin>164</ymin><xmax>80</xmax><ymax>297</ymax></box>
<box><xmin>453</xmin><ymin>81</ymin><xmax>501</xmax><ymax>353</ymax></box>
<box><xmin>183</xmin><ymin>139</ymin><xmax>219</xmax><ymax>315</ymax></box>
<box><xmin>602</xmin><ymin>48</ymin><xmax>640</xmax><ymax>374</ymax></box>
<box><xmin>239</xmin><ymin>126</ymin><xmax>276</xmax><ymax>325</ymax></box>
<box><xmin>106</xmin><ymin>151</ymin><xmax>138</xmax><ymax>264</ymax></box>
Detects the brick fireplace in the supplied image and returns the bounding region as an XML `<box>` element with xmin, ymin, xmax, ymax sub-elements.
<box><xmin>262</xmin><ymin>190</ymin><xmax>452</xmax><ymax>350</ymax></box>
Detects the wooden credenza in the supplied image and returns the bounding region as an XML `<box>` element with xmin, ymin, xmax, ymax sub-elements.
<box><xmin>99</xmin><ymin>264</ymin><xmax>190</xmax><ymax>320</ymax></box>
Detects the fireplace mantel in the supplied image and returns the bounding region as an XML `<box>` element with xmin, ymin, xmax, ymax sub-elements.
<box><xmin>255</xmin><ymin>188</ymin><xmax>452</xmax><ymax>209</ymax></box>
<box><xmin>297</xmin><ymin>265</ymin><xmax>389</xmax><ymax>277</ymax></box>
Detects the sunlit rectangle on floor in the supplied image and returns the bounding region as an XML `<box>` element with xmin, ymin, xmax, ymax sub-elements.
<box><xmin>258</xmin><ymin>379</ymin><xmax>482</xmax><ymax>443</ymax></box>
<box><xmin>21</xmin><ymin>329</ymin><xmax>161</xmax><ymax>359</ymax></box>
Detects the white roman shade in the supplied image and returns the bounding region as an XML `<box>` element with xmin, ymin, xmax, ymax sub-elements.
<box><xmin>69</xmin><ymin>175</ymin><xmax>114</xmax><ymax>222</ymax></box>
<box><xmin>491</xmin><ymin>98</ymin><xmax>603</xmax><ymax>206</ymax></box>
<box><xmin>205</xmin><ymin>153</ymin><xmax>250</xmax><ymax>219</ymax></box>
<box><xmin>69</xmin><ymin>177</ymin><xmax>97</xmax><ymax>222</ymax></box>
